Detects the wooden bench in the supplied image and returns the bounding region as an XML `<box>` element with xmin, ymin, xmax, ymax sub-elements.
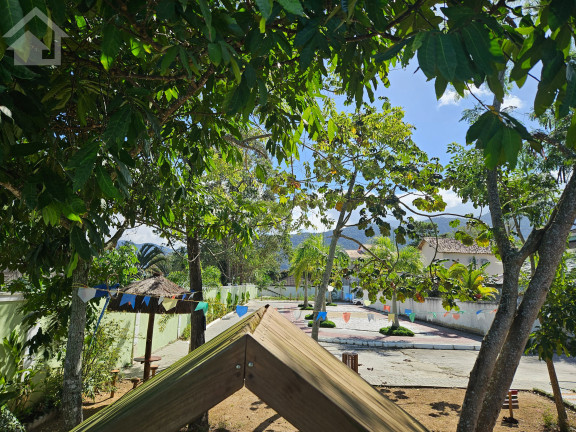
<box><xmin>502</xmin><ymin>389</ymin><xmax>519</xmax><ymax>423</ymax></box>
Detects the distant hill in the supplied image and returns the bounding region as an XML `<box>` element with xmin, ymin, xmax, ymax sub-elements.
<box><xmin>290</xmin><ymin>215</ymin><xmax>532</xmax><ymax>251</ymax></box>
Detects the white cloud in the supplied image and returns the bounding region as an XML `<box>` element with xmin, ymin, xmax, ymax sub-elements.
<box><xmin>437</xmin><ymin>85</ymin><xmax>519</xmax><ymax>108</ymax></box>
<box><xmin>438</xmin><ymin>89</ymin><xmax>460</xmax><ymax>107</ymax></box>
<box><xmin>121</xmin><ymin>225</ymin><xmax>172</xmax><ymax>247</ymax></box>
<box><xmin>502</xmin><ymin>94</ymin><xmax>524</xmax><ymax>109</ymax></box>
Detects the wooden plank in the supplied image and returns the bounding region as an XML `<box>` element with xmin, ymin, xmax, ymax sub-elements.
<box><xmin>246</xmin><ymin>308</ymin><xmax>428</xmax><ymax>432</ymax></box>
<box><xmin>73</xmin><ymin>307</ymin><xmax>267</xmax><ymax>432</ymax></box>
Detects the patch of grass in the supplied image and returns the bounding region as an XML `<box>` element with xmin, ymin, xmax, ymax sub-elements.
<box><xmin>326</xmin><ymin>303</ymin><xmax>337</xmax><ymax>306</ymax></box>
<box><xmin>307</xmin><ymin>320</ymin><xmax>336</xmax><ymax>328</ymax></box>
<box><xmin>299</xmin><ymin>306</ymin><xmax>314</xmax><ymax>310</ymax></box>
<box><xmin>542</xmin><ymin>410</ymin><xmax>556</xmax><ymax>430</ymax></box>
<box><xmin>379</xmin><ymin>326</ymin><xmax>415</xmax><ymax>336</ymax></box>
<box><xmin>305</xmin><ymin>313</ymin><xmax>314</xmax><ymax>320</ymax></box>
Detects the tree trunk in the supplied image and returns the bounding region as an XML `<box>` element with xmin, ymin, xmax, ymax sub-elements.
<box><xmin>62</xmin><ymin>259</ymin><xmax>90</xmax><ymax>429</ymax></box>
<box><xmin>391</xmin><ymin>290</ymin><xmax>399</xmax><ymax>329</ymax></box>
<box><xmin>303</xmin><ymin>273</ymin><xmax>309</xmax><ymax>308</ymax></box>
<box><xmin>311</xmin><ymin>171</ymin><xmax>357</xmax><ymax>341</ymax></box>
<box><xmin>473</xmin><ymin>167</ymin><xmax>576</xmax><ymax>432</ymax></box>
<box><xmin>187</xmin><ymin>231</ymin><xmax>205</xmax><ymax>351</ymax></box>
<box><xmin>186</xmin><ymin>230</ymin><xmax>208</xmax><ymax>430</ymax></box>
<box><xmin>546</xmin><ymin>357</ymin><xmax>570</xmax><ymax>432</ymax></box>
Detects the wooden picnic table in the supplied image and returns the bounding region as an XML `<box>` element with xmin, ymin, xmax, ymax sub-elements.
<box><xmin>134</xmin><ymin>356</ymin><xmax>161</xmax><ymax>381</ymax></box>
<box><xmin>133</xmin><ymin>356</ymin><xmax>161</xmax><ymax>364</ymax></box>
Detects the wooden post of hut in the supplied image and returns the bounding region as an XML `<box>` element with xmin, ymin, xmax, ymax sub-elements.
<box><xmin>143</xmin><ymin>312</ymin><xmax>155</xmax><ymax>380</ymax></box>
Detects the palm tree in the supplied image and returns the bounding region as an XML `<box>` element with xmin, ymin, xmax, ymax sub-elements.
<box><xmin>290</xmin><ymin>235</ymin><xmax>327</xmax><ymax>308</ymax></box>
<box><xmin>371</xmin><ymin>236</ymin><xmax>424</xmax><ymax>329</ymax></box>
<box><xmin>439</xmin><ymin>261</ymin><xmax>496</xmax><ymax>300</ymax></box>
<box><xmin>136</xmin><ymin>243</ymin><xmax>167</xmax><ymax>277</ymax></box>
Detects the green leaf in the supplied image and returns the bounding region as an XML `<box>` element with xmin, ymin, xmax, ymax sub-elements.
<box><xmin>100</xmin><ymin>54</ymin><xmax>113</xmax><ymax>71</ymax></box>
<box><xmin>548</xmin><ymin>0</ymin><xmax>574</xmax><ymax>31</ymax></box>
<box><xmin>434</xmin><ymin>76</ymin><xmax>448</xmax><ymax>99</ymax></box>
<box><xmin>461</xmin><ymin>22</ymin><xmax>495</xmax><ymax>75</ymax></box>
<box><xmin>0</xmin><ymin>0</ymin><xmax>24</xmax><ymax>40</ymax></box>
<box><xmin>501</xmin><ymin>126</ymin><xmax>522</xmax><ymax>169</ymax></box>
<box><xmin>42</xmin><ymin>204</ymin><xmax>59</xmax><ymax>226</ymax></box>
<box><xmin>95</xmin><ymin>166</ymin><xmax>122</xmax><ymax>200</ymax></box>
<box><xmin>65</xmin><ymin>252</ymin><xmax>79</xmax><ymax>277</ymax></box>
<box><xmin>255</xmin><ymin>0</ymin><xmax>273</xmax><ymax>19</ymax></box>
<box><xmin>103</xmin><ymin>107</ymin><xmax>131</xmax><ymax>144</ymax></box>
<box><xmin>70</xmin><ymin>226</ymin><xmax>92</xmax><ymax>260</ymax></box>
<box><xmin>198</xmin><ymin>0</ymin><xmax>212</xmax><ymax>39</ymax></box>
<box><xmin>161</xmin><ymin>46</ymin><xmax>179</xmax><ymax>74</ymax></box>
<box><xmin>259</xmin><ymin>16</ymin><xmax>266</xmax><ymax>33</ymax></box>
<box><xmin>566</xmin><ymin>114</ymin><xmax>576</xmax><ymax>149</ymax></box>
<box><xmin>486</xmin><ymin>73</ymin><xmax>504</xmax><ymax>103</ymax></box>
<box><xmin>101</xmin><ymin>22</ymin><xmax>122</xmax><ymax>58</ymax></box>
<box><xmin>435</xmin><ymin>33</ymin><xmax>457</xmax><ymax>81</ymax></box>
<box><xmin>417</xmin><ymin>32</ymin><xmax>436</xmax><ymax>79</ymax></box>
<box><xmin>276</xmin><ymin>0</ymin><xmax>304</xmax><ymax>16</ymax></box>
<box><xmin>207</xmin><ymin>43</ymin><xmax>222</xmax><ymax>65</ymax></box>
<box><xmin>374</xmin><ymin>38</ymin><xmax>410</xmax><ymax>63</ymax></box>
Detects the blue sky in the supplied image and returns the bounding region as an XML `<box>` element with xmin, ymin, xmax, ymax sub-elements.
<box><xmin>122</xmin><ymin>63</ymin><xmax>543</xmax><ymax>243</ymax></box>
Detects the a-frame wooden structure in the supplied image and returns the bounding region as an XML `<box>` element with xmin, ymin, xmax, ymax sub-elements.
<box><xmin>73</xmin><ymin>306</ymin><xmax>428</xmax><ymax>432</ymax></box>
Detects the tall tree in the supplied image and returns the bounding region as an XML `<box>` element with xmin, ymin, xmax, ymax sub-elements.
<box><xmin>525</xmin><ymin>252</ymin><xmax>576</xmax><ymax>432</ymax></box>
<box><xmin>299</xmin><ymin>103</ymin><xmax>443</xmax><ymax>340</ymax></box>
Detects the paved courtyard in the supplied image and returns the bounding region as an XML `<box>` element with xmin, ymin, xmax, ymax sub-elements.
<box><xmin>123</xmin><ymin>300</ymin><xmax>576</xmax><ymax>404</ymax></box>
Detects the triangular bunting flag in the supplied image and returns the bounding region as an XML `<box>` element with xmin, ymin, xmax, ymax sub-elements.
<box><xmin>293</xmin><ymin>310</ymin><xmax>302</xmax><ymax>320</ymax></box>
<box><xmin>78</xmin><ymin>288</ymin><xmax>96</xmax><ymax>303</ymax></box>
<box><xmin>181</xmin><ymin>294</ymin><xmax>187</xmax><ymax>300</ymax></box>
<box><xmin>383</xmin><ymin>305</ymin><xmax>391</xmax><ymax>312</ymax></box>
<box><xmin>316</xmin><ymin>311</ymin><xmax>327</xmax><ymax>321</ymax></box>
<box><xmin>476</xmin><ymin>310</ymin><xmax>483</xmax><ymax>315</ymax></box>
<box><xmin>119</xmin><ymin>294</ymin><xmax>136</xmax><ymax>309</ymax></box>
<box><xmin>367</xmin><ymin>313</ymin><xmax>375</xmax><ymax>322</ymax></box>
<box><xmin>94</xmin><ymin>284</ymin><xmax>109</xmax><ymax>298</ymax></box>
<box><xmin>443</xmin><ymin>311</ymin><xmax>450</xmax><ymax>317</ymax></box>
<box><xmin>453</xmin><ymin>313</ymin><xmax>460</xmax><ymax>320</ymax></box>
<box><xmin>163</xmin><ymin>298</ymin><xmax>177</xmax><ymax>311</ymax></box>
<box><xmin>158</xmin><ymin>296</ymin><xmax>164</xmax><ymax>305</ymax></box>
<box><xmin>236</xmin><ymin>305</ymin><xmax>248</xmax><ymax>317</ymax></box>
<box><xmin>343</xmin><ymin>312</ymin><xmax>351</xmax><ymax>323</ymax></box>
<box><xmin>388</xmin><ymin>313</ymin><xmax>395</xmax><ymax>322</ymax></box>
<box><xmin>195</xmin><ymin>301</ymin><xmax>209</xmax><ymax>314</ymax></box>
<box><xmin>363</xmin><ymin>300</ymin><xmax>371</xmax><ymax>306</ymax></box>
<box><xmin>432</xmin><ymin>312</ymin><xmax>437</xmax><ymax>318</ymax></box>
<box><xmin>143</xmin><ymin>296</ymin><xmax>151</xmax><ymax>306</ymax></box>
<box><xmin>405</xmin><ymin>309</ymin><xmax>412</xmax><ymax>315</ymax></box>
<box><xmin>409</xmin><ymin>313</ymin><xmax>416</xmax><ymax>322</ymax></box>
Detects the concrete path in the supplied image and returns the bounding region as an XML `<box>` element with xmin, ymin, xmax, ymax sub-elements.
<box><xmin>123</xmin><ymin>300</ymin><xmax>576</xmax><ymax>401</ymax></box>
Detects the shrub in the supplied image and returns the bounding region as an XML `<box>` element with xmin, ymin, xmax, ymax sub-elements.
<box><xmin>379</xmin><ymin>326</ymin><xmax>415</xmax><ymax>336</ymax></box>
<box><xmin>0</xmin><ymin>406</ymin><xmax>25</xmax><ymax>432</ymax></box>
<box><xmin>304</xmin><ymin>313</ymin><xmax>314</xmax><ymax>320</ymax></box>
<box><xmin>299</xmin><ymin>306</ymin><xmax>314</xmax><ymax>310</ymax></box>
<box><xmin>81</xmin><ymin>321</ymin><xmax>127</xmax><ymax>400</ymax></box>
<box><xmin>307</xmin><ymin>320</ymin><xmax>336</xmax><ymax>328</ymax></box>
<box><xmin>326</xmin><ymin>303</ymin><xmax>337</xmax><ymax>306</ymax></box>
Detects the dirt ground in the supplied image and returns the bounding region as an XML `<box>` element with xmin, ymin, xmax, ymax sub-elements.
<box><xmin>34</xmin><ymin>381</ymin><xmax>576</xmax><ymax>431</ymax></box>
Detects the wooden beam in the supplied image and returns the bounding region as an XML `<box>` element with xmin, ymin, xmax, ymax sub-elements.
<box><xmin>73</xmin><ymin>307</ymin><xmax>268</xmax><ymax>431</ymax></box>
<box><xmin>245</xmin><ymin>308</ymin><xmax>428</xmax><ymax>432</ymax></box>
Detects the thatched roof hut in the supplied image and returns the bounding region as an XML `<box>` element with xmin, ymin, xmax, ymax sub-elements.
<box><xmin>107</xmin><ymin>274</ymin><xmax>196</xmax><ymax>314</ymax></box>
<box><xmin>107</xmin><ymin>274</ymin><xmax>198</xmax><ymax>379</ymax></box>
